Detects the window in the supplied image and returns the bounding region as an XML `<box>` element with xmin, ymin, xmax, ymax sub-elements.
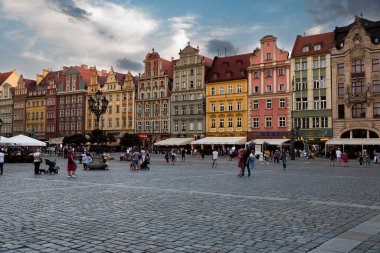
<box><xmin>145</xmin><ymin>122</ymin><xmax>150</xmax><ymax>131</ymax></box>
<box><xmin>373</xmin><ymin>59</ymin><xmax>380</xmax><ymax>72</ymax></box>
<box><xmin>302</xmin><ymin>78</ymin><xmax>307</xmax><ymax>90</ymax></box>
<box><xmin>266</xmin><ymin>70</ymin><xmax>272</xmax><ymax>77</ymax></box>
<box><xmin>211</xmin><ymin>119</ymin><xmax>216</xmax><ymax>128</ymax></box>
<box><xmin>352</xmin><ymin>81</ymin><xmax>364</xmax><ymax>94</ymax></box>
<box><xmin>219</xmin><ymin>118</ymin><xmax>224</xmax><ymax>128</ymax></box>
<box><xmin>279</xmin><ymin>98</ymin><xmax>285</xmax><ymax>108</ymax></box>
<box><xmin>254</xmin><ymin>86</ymin><xmax>259</xmax><ymax>93</ymax></box>
<box><xmin>218</xmin><ymin>87</ymin><xmax>224</xmax><ymax>95</ymax></box>
<box><xmin>60</xmin><ymin>110</ymin><xmax>64</xmax><ymax>117</ymax></box>
<box><xmin>321</xmin><ymin>96</ymin><xmax>326</xmax><ymax>109</ymax></box>
<box><xmin>279</xmin><ymin>116</ymin><xmax>286</xmax><ymax>127</ymax></box>
<box><xmin>313</xmin><ymin>79</ymin><xmax>319</xmax><ymax>89</ymax></box>
<box><xmin>266</xmin><ymin>53</ymin><xmax>272</xmax><ymax>60</ymax></box>
<box><xmin>321</xmin><ymin>117</ymin><xmax>328</xmax><ymax>128</ymax></box>
<box><xmin>237</xmin><ymin>101</ymin><xmax>242</xmax><ymax>111</ymax></box>
<box><xmin>228</xmin><ymin>102</ymin><xmax>233</xmax><ymax>111</ymax></box>
<box><xmin>266</xmin><ymin>84</ymin><xmax>272</xmax><ymax>92</ymax></box>
<box><xmin>338</xmin><ymin>104</ymin><xmax>345</xmax><ymax>119</ymax></box>
<box><xmin>253</xmin><ymin>118</ymin><xmax>259</xmax><ymax>128</ymax></box>
<box><xmin>313</xmin><ymin>60</ymin><xmax>319</xmax><ymax>69</ymax></box>
<box><xmin>237</xmin><ymin>85</ymin><xmax>242</xmax><ymax>93</ymax></box>
<box><xmin>253</xmin><ymin>100</ymin><xmax>259</xmax><ymax>109</ymax></box>
<box><xmin>302</xmin><ymin>46</ymin><xmax>309</xmax><ymax>52</ymax></box>
<box><xmin>163</xmin><ymin>103</ymin><xmax>168</xmax><ymax>112</ymax></box>
<box><xmin>278</xmin><ymin>68</ymin><xmax>284</xmax><ymax>76</ymax></box>
<box><xmin>320</xmin><ymin>59</ymin><xmax>326</xmax><ymax>68</ymax></box>
<box><xmin>237</xmin><ymin>117</ymin><xmax>242</xmax><ymax>127</ymax></box>
<box><xmin>265</xmin><ymin>117</ymin><xmax>272</xmax><ymax>128</ymax></box>
<box><xmin>182</xmin><ymin>106</ymin><xmax>186</xmax><ymax>115</ymax></box>
<box><xmin>302</xmin><ymin>97</ymin><xmax>308</xmax><ymax>110</ymax></box>
<box><xmin>313</xmin><ymin>97</ymin><xmax>320</xmax><ymax>110</ymax></box>
<box><xmin>352</xmin><ymin>60</ymin><xmax>364</xmax><ymax>73</ymax></box>
<box><xmin>295</xmin><ymin>63</ymin><xmax>301</xmax><ymax>71</ymax></box>
<box><xmin>320</xmin><ymin>76</ymin><xmax>326</xmax><ymax>88</ymax></box>
<box><xmin>302</xmin><ymin>118</ymin><xmax>309</xmax><ymax>129</ymax></box>
<box><xmin>373</xmin><ymin>80</ymin><xmax>380</xmax><ymax>93</ymax></box>
<box><xmin>254</xmin><ymin>71</ymin><xmax>259</xmax><ymax>78</ymax></box>
<box><xmin>211</xmin><ymin>87</ymin><xmax>216</xmax><ymax>95</ymax></box>
<box><xmin>352</xmin><ymin>103</ymin><xmax>365</xmax><ymax>118</ymax></box>
<box><xmin>266</xmin><ymin>99</ymin><xmax>272</xmax><ymax>109</ymax></box>
<box><xmin>145</xmin><ymin>104</ymin><xmax>150</xmax><ymax>112</ymax></box>
<box><xmin>228</xmin><ymin>118</ymin><xmax>233</xmax><ymax>127</ymax></box>
<box><xmin>189</xmin><ymin>122</ymin><xmax>194</xmax><ymax>131</ymax></box>
<box><xmin>374</xmin><ymin>103</ymin><xmax>380</xmax><ymax>117</ymax></box>
<box><xmin>182</xmin><ymin>122</ymin><xmax>186</xmax><ymax>131</ymax></box>
<box><xmin>294</xmin><ymin>118</ymin><xmax>301</xmax><ymax>128</ymax></box>
<box><xmin>296</xmin><ymin>98</ymin><xmax>301</xmax><ymax>111</ymax></box>
<box><xmin>314</xmin><ymin>44</ymin><xmax>321</xmax><ymax>51</ymax></box>
<box><xmin>279</xmin><ymin>83</ymin><xmax>285</xmax><ymax>91</ymax></box>
<box><xmin>190</xmin><ymin>80</ymin><xmax>194</xmax><ymax>88</ymax></box>
<box><xmin>174</xmin><ymin>122</ymin><xmax>179</xmax><ymax>132</ymax></box>
<box><xmin>312</xmin><ymin>117</ymin><xmax>319</xmax><ymax>128</ymax></box>
<box><xmin>174</xmin><ymin>106</ymin><xmax>178</xmax><ymax>115</ymax></box>
<box><xmin>182</xmin><ymin>82</ymin><xmax>186</xmax><ymax>89</ymax></box>
<box><xmin>219</xmin><ymin>103</ymin><xmax>225</xmax><ymax>112</ymax></box>
<box><xmin>338</xmin><ymin>63</ymin><xmax>344</xmax><ymax>76</ymax></box>
<box><xmin>338</xmin><ymin>83</ymin><xmax>345</xmax><ymax>97</ymax></box>
<box><xmin>175</xmin><ymin>83</ymin><xmax>179</xmax><ymax>90</ymax></box>
<box><xmin>228</xmin><ymin>85</ymin><xmax>233</xmax><ymax>94</ymax></box>
<box><xmin>302</xmin><ymin>61</ymin><xmax>307</xmax><ymax>70</ymax></box>
<box><xmin>211</xmin><ymin>103</ymin><xmax>216</xmax><ymax>112</ymax></box>
<box><xmin>182</xmin><ymin>94</ymin><xmax>186</xmax><ymax>101</ymax></box>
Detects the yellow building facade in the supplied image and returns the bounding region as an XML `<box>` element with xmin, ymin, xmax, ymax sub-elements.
<box><xmin>25</xmin><ymin>89</ymin><xmax>46</xmax><ymax>140</ymax></box>
<box><xmin>205</xmin><ymin>79</ymin><xmax>248</xmax><ymax>137</ymax></box>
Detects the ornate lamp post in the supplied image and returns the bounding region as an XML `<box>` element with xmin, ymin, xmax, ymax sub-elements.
<box><xmin>0</xmin><ymin>118</ymin><xmax>3</xmax><ymax>135</ymax></box>
<box><xmin>88</xmin><ymin>90</ymin><xmax>109</xmax><ymax>153</ymax></box>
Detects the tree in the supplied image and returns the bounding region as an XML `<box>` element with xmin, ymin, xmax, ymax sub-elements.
<box><xmin>105</xmin><ymin>133</ymin><xmax>117</xmax><ymax>145</ymax></box>
<box><xmin>120</xmin><ymin>133</ymin><xmax>140</xmax><ymax>148</ymax></box>
<box><xmin>62</xmin><ymin>134</ymin><xmax>87</xmax><ymax>147</ymax></box>
<box><xmin>89</xmin><ymin>129</ymin><xmax>107</xmax><ymax>145</ymax></box>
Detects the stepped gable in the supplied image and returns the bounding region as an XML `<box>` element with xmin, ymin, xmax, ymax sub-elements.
<box><xmin>0</xmin><ymin>71</ymin><xmax>13</xmax><ymax>85</ymax></box>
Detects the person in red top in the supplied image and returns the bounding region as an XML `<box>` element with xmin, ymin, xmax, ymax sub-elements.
<box><xmin>342</xmin><ymin>151</ymin><xmax>349</xmax><ymax>167</ymax></box>
<box><xmin>237</xmin><ymin>149</ymin><xmax>244</xmax><ymax>177</ymax></box>
<box><xmin>67</xmin><ymin>151</ymin><xmax>77</xmax><ymax>177</ymax></box>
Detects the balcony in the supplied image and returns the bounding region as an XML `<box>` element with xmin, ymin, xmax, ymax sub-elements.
<box><xmin>346</xmin><ymin>91</ymin><xmax>369</xmax><ymax>104</ymax></box>
<box><xmin>351</xmin><ymin>72</ymin><xmax>365</xmax><ymax>79</ymax></box>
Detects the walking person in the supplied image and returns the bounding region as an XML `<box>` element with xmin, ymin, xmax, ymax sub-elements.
<box><xmin>281</xmin><ymin>151</ymin><xmax>287</xmax><ymax>170</ymax></box>
<box><xmin>212</xmin><ymin>149</ymin><xmax>218</xmax><ymax>168</ymax></box>
<box><xmin>181</xmin><ymin>148</ymin><xmax>186</xmax><ymax>162</ymax></box>
<box><xmin>342</xmin><ymin>151</ymin><xmax>349</xmax><ymax>167</ymax></box>
<box><xmin>329</xmin><ymin>150</ymin><xmax>336</xmax><ymax>167</ymax></box>
<box><xmin>67</xmin><ymin>150</ymin><xmax>77</xmax><ymax>177</ymax></box>
<box><xmin>240</xmin><ymin>148</ymin><xmax>249</xmax><ymax>177</ymax></box>
<box><xmin>0</xmin><ymin>148</ymin><xmax>4</xmax><ymax>175</ymax></box>
<box><xmin>237</xmin><ymin>149</ymin><xmax>244</xmax><ymax>176</ymax></box>
<box><xmin>246</xmin><ymin>150</ymin><xmax>255</xmax><ymax>177</ymax></box>
<box><xmin>132</xmin><ymin>148</ymin><xmax>141</xmax><ymax>170</ymax></box>
<box><xmin>358</xmin><ymin>151</ymin><xmax>364</xmax><ymax>167</ymax></box>
<box><xmin>336</xmin><ymin>148</ymin><xmax>342</xmax><ymax>167</ymax></box>
<box><xmin>164</xmin><ymin>151</ymin><xmax>169</xmax><ymax>163</ymax></box>
<box><xmin>33</xmin><ymin>148</ymin><xmax>42</xmax><ymax>175</ymax></box>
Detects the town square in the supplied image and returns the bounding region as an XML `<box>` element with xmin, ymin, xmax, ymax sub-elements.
<box><xmin>0</xmin><ymin>154</ymin><xmax>380</xmax><ymax>252</ymax></box>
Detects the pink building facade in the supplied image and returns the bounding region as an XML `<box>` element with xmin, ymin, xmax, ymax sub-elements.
<box><xmin>248</xmin><ymin>35</ymin><xmax>292</xmax><ymax>140</ymax></box>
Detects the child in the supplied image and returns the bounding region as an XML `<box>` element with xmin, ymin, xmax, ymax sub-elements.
<box><xmin>82</xmin><ymin>152</ymin><xmax>93</xmax><ymax>170</ymax></box>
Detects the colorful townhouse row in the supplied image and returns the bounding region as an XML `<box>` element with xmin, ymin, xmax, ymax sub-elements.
<box><xmin>0</xmin><ymin>16</ymin><xmax>379</xmax><ymax>150</ymax></box>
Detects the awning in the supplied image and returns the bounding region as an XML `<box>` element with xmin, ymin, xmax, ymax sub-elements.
<box><xmin>0</xmin><ymin>136</ymin><xmax>12</xmax><ymax>145</ymax></box>
<box><xmin>247</xmin><ymin>139</ymin><xmax>290</xmax><ymax>146</ymax></box>
<box><xmin>326</xmin><ymin>138</ymin><xmax>380</xmax><ymax>145</ymax></box>
<box><xmin>7</xmin><ymin>134</ymin><xmax>46</xmax><ymax>147</ymax></box>
<box><xmin>49</xmin><ymin>137</ymin><xmax>64</xmax><ymax>145</ymax></box>
<box><xmin>154</xmin><ymin>138</ymin><xmax>194</xmax><ymax>146</ymax></box>
<box><xmin>191</xmin><ymin>137</ymin><xmax>247</xmax><ymax>145</ymax></box>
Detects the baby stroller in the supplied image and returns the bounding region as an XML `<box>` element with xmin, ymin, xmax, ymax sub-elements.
<box><xmin>45</xmin><ymin>159</ymin><xmax>60</xmax><ymax>174</ymax></box>
<box><xmin>140</xmin><ymin>155</ymin><xmax>150</xmax><ymax>170</ymax></box>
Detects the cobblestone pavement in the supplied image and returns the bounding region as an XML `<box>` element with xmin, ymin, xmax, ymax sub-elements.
<box><xmin>0</xmin><ymin>154</ymin><xmax>380</xmax><ymax>253</ymax></box>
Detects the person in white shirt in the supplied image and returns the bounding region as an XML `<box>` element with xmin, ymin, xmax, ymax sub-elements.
<box><xmin>33</xmin><ymin>149</ymin><xmax>42</xmax><ymax>174</ymax></box>
<box><xmin>0</xmin><ymin>148</ymin><xmax>5</xmax><ymax>175</ymax></box>
<box><xmin>212</xmin><ymin>149</ymin><xmax>218</xmax><ymax>168</ymax></box>
<box><xmin>336</xmin><ymin>148</ymin><xmax>342</xmax><ymax>167</ymax></box>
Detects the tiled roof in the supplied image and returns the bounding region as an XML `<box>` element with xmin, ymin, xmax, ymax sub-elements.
<box><xmin>206</xmin><ymin>53</ymin><xmax>251</xmax><ymax>83</ymax></box>
<box><xmin>0</xmin><ymin>71</ymin><xmax>13</xmax><ymax>85</ymax></box>
<box><xmin>291</xmin><ymin>32</ymin><xmax>334</xmax><ymax>57</ymax></box>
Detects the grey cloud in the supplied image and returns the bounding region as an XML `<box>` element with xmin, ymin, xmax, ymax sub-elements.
<box><xmin>207</xmin><ymin>39</ymin><xmax>238</xmax><ymax>57</ymax></box>
<box><xmin>305</xmin><ymin>0</ymin><xmax>380</xmax><ymax>24</ymax></box>
<box><xmin>50</xmin><ymin>0</ymin><xmax>90</xmax><ymax>20</ymax></box>
<box><xmin>116</xmin><ymin>58</ymin><xmax>143</xmax><ymax>72</ymax></box>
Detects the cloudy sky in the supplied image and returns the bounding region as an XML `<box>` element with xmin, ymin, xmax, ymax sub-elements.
<box><xmin>0</xmin><ymin>0</ymin><xmax>379</xmax><ymax>79</ymax></box>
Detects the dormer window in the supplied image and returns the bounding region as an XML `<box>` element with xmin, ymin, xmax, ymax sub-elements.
<box><xmin>213</xmin><ymin>73</ymin><xmax>219</xmax><ymax>80</ymax></box>
<box><xmin>374</xmin><ymin>37</ymin><xmax>379</xmax><ymax>44</ymax></box>
<box><xmin>226</xmin><ymin>71</ymin><xmax>231</xmax><ymax>78</ymax></box>
<box><xmin>314</xmin><ymin>44</ymin><xmax>321</xmax><ymax>51</ymax></box>
<box><xmin>266</xmin><ymin>53</ymin><xmax>272</xmax><ymax>60</ymax></box>
<box><xmin>302</xmin><ymin>46</ymin><xmax>309</xmax><ymax>52</ymax></box>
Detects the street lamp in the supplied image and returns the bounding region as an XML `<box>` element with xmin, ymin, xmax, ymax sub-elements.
<box><xmin>88</xmin><ymin>90</ymin><xmax>109</xmax><ymax>154</ymax></box>
<box><xmin>0</xmin><ymin>118</ymin><xmax>3</xmax><ymax>135</ymax></box>
<box><xmin>88</xmin><ymin>90</ymin><xmax>109</xmax><ymax>124</ymax></box>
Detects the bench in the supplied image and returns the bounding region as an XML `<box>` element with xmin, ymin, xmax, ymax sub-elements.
<box><xmin>86</xmin><ymin>157</ymin><xmax>108</xmax><ymax>170</ymax></box>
